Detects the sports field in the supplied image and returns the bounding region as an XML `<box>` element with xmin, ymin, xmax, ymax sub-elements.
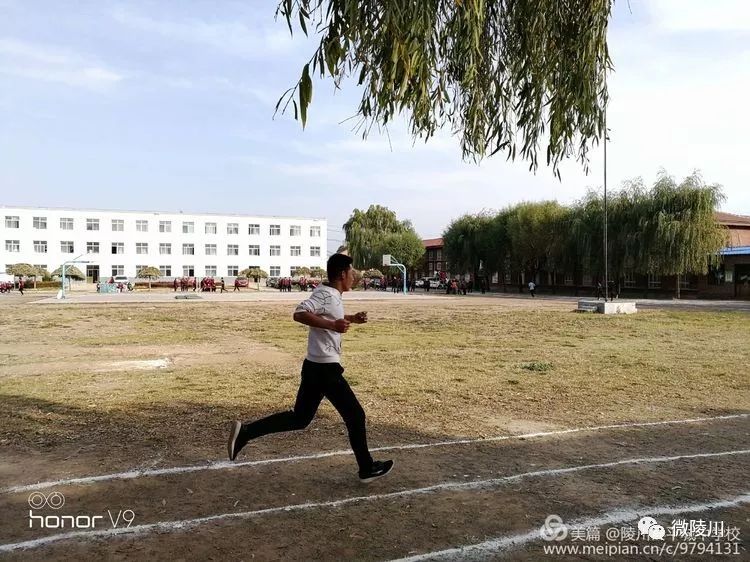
<box><xmin>0</xmin><ymin>293</ymin><xmax>748</xmax><ymax>560</ymax></box>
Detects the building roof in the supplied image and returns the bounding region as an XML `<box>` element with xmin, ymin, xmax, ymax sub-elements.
<box><xmin>0</xmin><ymin>204</ymin><xmax>326</xmax><ymax>222</ymax></box>
<box><xmin>715</xmin><ymin>211</ymin><xmax>750</xmax><ymax>227</ymax></box>
<box><xmin>422</xmin><ymin>237</ymin><xmax>443</xmax><ymax>248</ymax></box>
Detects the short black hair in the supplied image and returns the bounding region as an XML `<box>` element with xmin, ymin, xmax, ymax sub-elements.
<box><xmin>327</xmin><ymin>253</ymin><xmax>353</xmax><ymax>281</ymax></box>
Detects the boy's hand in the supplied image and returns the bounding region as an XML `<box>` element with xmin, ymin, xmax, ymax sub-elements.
<box><xmin>352</xmin><ymin>311</ymin><xmax>368</xmax><ymax>324</ymax></box>
<box><xmin>332</xmin><ymin>318</ymin><xmax>351</xmax><ymax>333</ymax></box>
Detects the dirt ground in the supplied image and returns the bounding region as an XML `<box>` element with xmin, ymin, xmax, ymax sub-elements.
<box><xmin>0</xmin><ymin>294</ymin><xmax>748</xmax><ymax>560</ymax></box>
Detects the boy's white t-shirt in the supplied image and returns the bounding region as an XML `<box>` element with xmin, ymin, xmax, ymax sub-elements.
<box><xmin>528</xmin><ymin>282</ymin><xmax>536</xmax><ymax>290</ymax></box>
<box><xmin>295</xmin><ymin>283</ymin><xmax>344</xmax><ymax>363</ymax></box>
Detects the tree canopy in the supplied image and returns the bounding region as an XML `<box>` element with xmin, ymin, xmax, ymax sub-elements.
<box><xmin>343</xmin><ymin>205</ymin><xmax>424</xmax><ymax>270</ymax></box>
<box><xmin>136</xmin><ymin>266</ymin><xmax>161</xmax><ymax>279</ymax></box>
<box><xmin>51</xmin><ymin>265</ymin><xmax>85</xmax><ymax>280</ymax></box>
<box><xmin>276</xmin><ymin>0</ymin><xmax>612</xmax><ymax>175</ymax></box>
<box><xmin>442</xmin><ymin>171</ymin><xmax>728</xmax><ymax>288</ymax></box>
<box><xmin>7</xmin><ymin>263</ymin><xmax>41</xmax><ymax>277</ymax></box>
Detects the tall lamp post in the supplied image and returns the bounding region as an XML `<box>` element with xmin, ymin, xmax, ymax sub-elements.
<box><xmin>60</xmin><ymin>254</ymin><xmax>91</xmax><ymax>299</ymax></box>
<box><xmin>603</xmin><ymin>104</ymin><xmax>609</xmax><ymax>302</ymax></box>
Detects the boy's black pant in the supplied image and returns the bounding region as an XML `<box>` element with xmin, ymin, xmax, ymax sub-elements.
<box><xmin>241</xmin><ymin>360</ymin><xmax>373</xmax><ymax>471</ymax></box>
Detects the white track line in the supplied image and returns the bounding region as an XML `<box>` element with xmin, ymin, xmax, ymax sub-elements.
<box><xmin>391</xmin><ymin>492</ymin><xmax>750</xmax><ymax>561</ymax></box>
<box><xmin>2</xmin><ymin>412</ymin><xmax>747</xmax><ymax>495</ymax></box>
<box><xmin>1</xmin><ymin>448</ymin><xmax>748</xmax><ymax>553</ymax></box>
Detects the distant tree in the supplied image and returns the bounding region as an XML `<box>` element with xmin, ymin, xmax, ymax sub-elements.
<box><xmin>136</xmin><ymin>266</ymin><xmax>161</xmax><ymax>291</ymax></box>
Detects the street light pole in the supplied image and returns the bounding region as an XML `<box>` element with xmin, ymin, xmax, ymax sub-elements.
<box><xmin>603</xmin><ymin>104</ymin><xmax>609</xmax><ymax>302</ymax></box>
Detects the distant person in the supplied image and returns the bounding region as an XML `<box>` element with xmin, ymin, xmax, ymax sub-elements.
<box><xmin>234</xmin><ymin>278</ymin><xmax>240</xmax><ymax>292</ymax></box>
<box><xmin>18</xmin><ymin>278</ymin><xmax>24</xmax><ymax>296</ymax></box>
<box><xmin>227</xmin><ymin>253</ymin><xmax>393</xmax><ymax>482</ymax></box>
<box><xmin>220</xmin><ymin>277</ymin><xmax>227</xmax><ymax>293</ymax></box>
<box><xmin>596</xmin><ymin>281</ymin><xmax>603</xmax><ymax>300</ymax></box>
<box><xmin>608</xmin><ymin>280</ymin><xmax>616</xmax><ymax>301</ymax></box>
<box><xmin>528</xmin><ymin>280</ymin><xmax>536</xmax><ymax>297</ymax></box>
<box><xmin>173</xmin><ymin>278</ymin><xmax>178</xmax><ymax>292</ymax></box>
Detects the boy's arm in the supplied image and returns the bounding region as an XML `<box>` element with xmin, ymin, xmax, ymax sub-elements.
<box><xmin>293</xmin><ymin>311</ymin><xmax>350</xmax><ymax>333</ymax></box>
<box><xmin>344</xmin><ymin>311</ymin><xmax>368</xmax><ymax>324</ymax></box>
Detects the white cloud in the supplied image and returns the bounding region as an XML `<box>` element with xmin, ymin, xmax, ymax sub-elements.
<box><xmin>647</xmin><ymin>0</ymin><xmax>750</xmax><ymax>31</ymax></box>
<box><xmin>112</xmin><ymin>8</ymin><xmax>297</xmax><ymax>60</ymax></box>
<box><xmin>0</xmin><ymin>38</ymin><xmax>123</xmax><ymax>89</ymax></box>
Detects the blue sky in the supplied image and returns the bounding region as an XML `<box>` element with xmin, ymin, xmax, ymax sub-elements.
<box><xmin>1</xmin><ymin>0</ymin><xmax>749</xmax><ymax>253</ymax></box>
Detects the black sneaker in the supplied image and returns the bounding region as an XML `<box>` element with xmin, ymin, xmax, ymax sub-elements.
<box><xmin>359</xmin><ymin>460</ymin><xmax>394</xmax><ymax>482</ymax></box>
<box><xmin>227</xmin><ymin>420</ymin><xmax>243</xmax><ymax>461</ymax></box>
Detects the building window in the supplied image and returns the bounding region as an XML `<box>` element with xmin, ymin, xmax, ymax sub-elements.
<box><xmin>86</xmin><ymin>218</ymin><xmax>99</xmax><ymax>231</ymax></box>
<box><xmin>582</xmin><ymin>273</ymin><xmax>593</xmax><ymax>286</ymax></box>
<box><xmin>4</xmin><ymin>216</ymin><xmax>19</xmax><ymax>228</ymax></box>
<box><xmin>136</xmin><ymin>265</ymin><xmax>148</xmax><ymax>275</ymax></box>
<box><xmin>679</xmin><ymin>274</ymin><xmax>692</xmax><ymax>289</ymax></box>
<box><xmin>205</xmin><ymin>222</ymin><xmax>217</xmax><ymax>234</ymax></box>
<box><xmin>205</xmin><ymin>265</ymin><xmax>217</xmax><ymax>277</ymax></box>
<box><xmin>290</xmin><ymin>225</ymin><xmax>301</xmax><ymax>236</ymax></box>
<box><xmin>428</xmin><ymin>261</ymin><xmax>434</xmax><ymax>273</ymax></box>
<box><xmin>33</xmin><ymin>240</ymin><xmax>47</xmax><ymax>253</ymax></box>
<box><xmin>310</xmin><ymin>246</ymin><xmax>321</xmax><ymax>257</ymax></box>
<box><xmin>270</xmin><ymin>245</ymin><xmax>281</xmax><ymax>256</ymax></box>
<box><xmin>111</xmin><ymin>242</ymin><xmax>125</xmax><ymax>255</ymax></box>
<box><xmin>227</xmin><ymin>244</ymin><xmax>239</xmax><ymax>256</ymax></box>
<box><xmin>182</xmin><ymin>221</ymin><xmax>194</xmax><ymax>234</ymax></box>
<box><xmin>248</xmin><ymin>224</ymin><xmax>260</xmax><ymax>235</ymax></box>
<box><xmin>136</xmin><ymin>242</ymin><xmax>149</xmax><ymax>255</ymax></box>
<box><xmin>34</xmin><ymin>264</ymin><xmax>47</xmax><ymax>273</ymax></box>
<box><xmin>159</xmin><ymin>220</ymin><xmax>171</xmax><ymax>233</ymax></box>
<box><xmin>290</xmin><ymin>246</ymin><xmax>301</xmax><ymax>257</ymax></box>
<box><xmin>33</xmin><ymin>216</ymin><xmax>47</xmax><ymax>230</ymax></box>
<box><xmin>227</xmin><ymin>223</ymin><xmax>239</xmax><ymax>235</ymax></box>
<box><xmin>310</xmin><ymin>225</ymin><xmax>321</xmax><ymax>237</ymax></box>
<box><xmin>269</xmin><ymin>224</ymin><xmax>280</xmax><ymax>236</ymax></box>
<box><xmin>227</xmin><ymin>265</ymin><xmax>239</xmax><ymax>276</ymax></box>
<box><xmin>61</xmin><ymin>241</ymin><xmax>74</xmax><ymax>254</ymax></box>
<box><xmin>5</xmin><ymin>240</ymin><xmax>20</xmax><ymax>252</ymax></box>
<box><xmin>436</xmin><ymin>262</ymin><xmax>442</xmax><ymax>271</ymax></box>
<box><xmin>183</xmin><ymin>265</ymin><xmax>195</xmax><ymax>277</ymax></box>
<box><xmin>111</xmin><ymin>265</ymin><xmax>125</xmax><ymax>276</ymax></box>
<box><xmin>290</xmin><ymin>266</ymin><xmax>301</xmax><ymax>276</ymax></box>
<box><xmin>564</xmin><ymin>273</ymin><xmax>574</xmax><ymax>286</ymax></box>
<box><xmin>436</xmin><ymin>249</ymin><xmax>443</xmax><ymax>260</ymax></box>
<box><xmin>60</xmin><ymin>217</ymin><xmax>74</xmax><ymax>230</ymax></box>
<box><xmin>205</xmin><ymin>244</ymin><xmax>217</xmax><ymax>256</ymax></box>
<box><xmin>159</xmin><ymin>243</ymin><xmax>171</xmax><ymax>255</ymax></box>
<box><xmin>249</xmin><ymin>245</ymin><xmax>260</xmax><ymax>256</ymax></box>
<box><xmin>111</xmin><ymin>219</ymin><xmax>124</xmax><ymax>232</ymax></box>
<box><xmin>159</xmin><ymin>265</ymin><xmax>172</xmax><ymax>277</ymax></box>
<box><xmin>87</xmin><ymin>242</ymin><xmax>99</xmax><ymax>254</ymax></box>
<box><xmin>270</xmin><ymin>266</ymin><xmax>281</xmax><ymax>277</ymax></box>
<box><xmin>504</xmin><ymin>272</ymin><xmax>512</xmax><ymax>283</ymax></box>
<box><xmin>182</xmin><ymin>243</ymin><xmax>195</xmax><ymax>255</ymax></box>
<box><xmin>648</xmin><ymin>273</ymin><xmax>661</xmax><ymax>289</ymax></box>
<box><xmin>136</xmin><ymin>220</ymin><xmax>149</xmax><ymax>232</ymax></box>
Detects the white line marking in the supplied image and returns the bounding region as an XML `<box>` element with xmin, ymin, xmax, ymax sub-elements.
<box><xmin>0</xmin><ymin>414</ymin><xmax>750</xmax><ymax>494</ymax></box>
<box><xmin>1</xmin><ymin>448</ymin><xmax>748</xmax><ymax>553</ymax></box>
<box><xmin>2</xmin><ymin>413</ymin><xmax>747</xmax><ymax>495</ymax></box>
<box><xmin>390</xmin><ymin>492</ymin><xmax>750</xmax><ymax>561</ymax></box>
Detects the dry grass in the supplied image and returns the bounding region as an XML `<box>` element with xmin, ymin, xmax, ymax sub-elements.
<box><xmin>0</xmin><ymin>300</ymin><xmax>748</xmax><ymax>460</ymax></box>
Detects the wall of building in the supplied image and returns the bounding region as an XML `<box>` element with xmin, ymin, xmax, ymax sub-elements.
<box><xmin>1</xmin><ymin>206</ymin><xmax>327</xmax><ymax>280</ymax></box>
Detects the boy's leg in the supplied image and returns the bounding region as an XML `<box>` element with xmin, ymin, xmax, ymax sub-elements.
<box><xmin>322</xmin><ymin>367</ymin><xmax>374</xmax><ymax>472</ymax></box>
<box><xmin>230</xmin><ymin>365</ymin><xmax>323</xmax><ymax>459</ymax></box>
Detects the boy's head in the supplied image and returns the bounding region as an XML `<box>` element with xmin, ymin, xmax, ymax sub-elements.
<box><xmin>327</xmin><ymin>253</ymin><xmax>355</xmax><ymax>291</ymax></box>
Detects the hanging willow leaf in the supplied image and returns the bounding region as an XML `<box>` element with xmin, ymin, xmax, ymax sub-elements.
<box><xmin>276</xmin><ymin>0</ymin><xmax>613</xmax><ymax>174</ymax></box>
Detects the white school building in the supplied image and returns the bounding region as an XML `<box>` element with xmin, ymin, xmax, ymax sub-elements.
<box><xmin>1</xmin><ymin>206</ymin><xmax>327</xmax><ymax>282</ymax></box>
